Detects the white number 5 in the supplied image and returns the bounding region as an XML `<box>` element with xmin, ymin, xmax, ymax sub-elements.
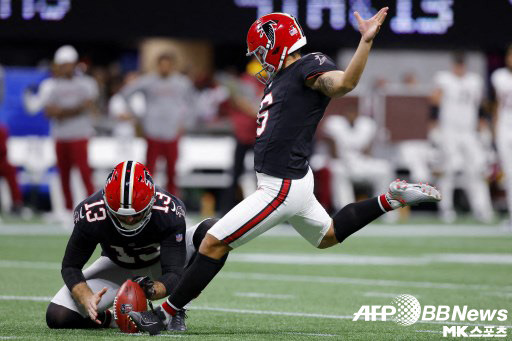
<box><xmin>257</xmin><ymin>93</ymin><xmax>273</xmax><ymax>137</ymax></box>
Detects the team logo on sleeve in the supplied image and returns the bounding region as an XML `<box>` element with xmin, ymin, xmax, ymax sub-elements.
<box><xmin>175</xmin><ymin>233</ymin><xmax>183</xmax><ymax>243</ymax></box>
<box><xmin>315</xmin><ymin>54</ymin><xmax>327</xmax><ymax>65</ymax></box>
<box><xmin>176</xmin><ymin>205</ymin><xmax>185</xmax><ymax>218</ymax></box>
<box><xmin>257</xmin><ymin>20</ymin><xmax>278</xmax><ymax>49</ymax></box>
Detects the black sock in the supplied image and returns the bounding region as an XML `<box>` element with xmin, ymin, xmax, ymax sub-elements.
<box><xmin>167</xmin><ymin>252</ymin><xmax>226</xmax><ymax>310</ymax></box>
<box><xmin>332</xmin><ymin>196</ymin><xmax>388</xmax><ymax>243</ymax></box>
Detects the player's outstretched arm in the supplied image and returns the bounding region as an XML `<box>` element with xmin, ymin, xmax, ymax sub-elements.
<box><xmin>71</xmin><ymin>283</ymin><xmax>107</xmax><ymax>324</ymax></box>
<box><xmin>308</xmin><ymin>7</ymin><xmax>388</xmax><ymax>98</ymax></box>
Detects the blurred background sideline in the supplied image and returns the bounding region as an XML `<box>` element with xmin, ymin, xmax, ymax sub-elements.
<box><xmin>0</xmin><ymin>0</ymin><xmax>511</xmax><ymax>229</ymax></box>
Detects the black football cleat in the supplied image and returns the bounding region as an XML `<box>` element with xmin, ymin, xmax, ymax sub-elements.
<box><xmin>168</xmin><ymin>309</ymin><xmax>187</xmax><ymax>332</ymax></box>
<box><xmin>128</xmin><ymin>310</ymin><xmax>165</xmax><ymax>336</ymax></box>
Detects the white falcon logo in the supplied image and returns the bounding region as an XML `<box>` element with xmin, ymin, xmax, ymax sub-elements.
<box><xmin>315</xmin><ymin>54</ymin><xmax>327</xmax><ymax>65</ymax></box>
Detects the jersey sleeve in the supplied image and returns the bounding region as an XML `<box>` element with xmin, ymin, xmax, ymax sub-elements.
<box><xmin>61</xmin><ymin>204</ymin><xmax>98</xmax><ymax>292</ymax></box>
<box><xmin>300</xmin><ymin>53</ymin><xmax>338</xmax><ymax>81</ymax></box>
<box><xmin>157</xmin><ymin>195</ymin><xmax>187</xmax><ymax>294</ymax></box>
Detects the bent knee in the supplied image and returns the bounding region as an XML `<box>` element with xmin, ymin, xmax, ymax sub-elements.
<box><xmin>46</xmin><ymin>303</ymin><xmax>66</xmax><ymax>329</ymax></box>
<box><xmin>46</xmin><ymin>302</ymin><xmax>87</xmax><ymax>329</ymax></box>
<box><xmin>198</xmin><ymin>233</ymin><xmax>231</xmax><ymax>258</ymax></box>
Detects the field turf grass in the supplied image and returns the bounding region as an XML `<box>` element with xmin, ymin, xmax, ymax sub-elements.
<box><xmin>0</xmin><ymin>218</ymin><xmax>511</xmax><ymax>340</ymax></box>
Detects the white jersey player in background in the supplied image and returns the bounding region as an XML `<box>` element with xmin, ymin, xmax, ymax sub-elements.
<box><xmin>323</xmin><ymin>106</ymin><xmax>395</xmax><ymax>221</ymax></box>
<box><xmin>491</xmin><ymin>45</ymin><xmax>512</xmax><ymax>230</ymax></box>
<box><xmin>431</xmin><ymin>53</ymin><xmax>493</xmax><ymax>223</ymax></box>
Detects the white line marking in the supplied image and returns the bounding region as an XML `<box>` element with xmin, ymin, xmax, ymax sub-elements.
<box><xmin>0</xmin><ymin>337</ymin><xmax>19</xmax><ymax>340</ymax></box>
<box><xmin>0</xmin><ymin>260</ymin><xmax>59</xmax><ymax>270</ymax></box>
<box><xmin>0</xmin><ymin>295</ymin><xmax>53</xmax><ymax>302</ymax></box>
<box><xmin>415</xmin><ymin>330</ymin><xmax>442</xmax><ymax>334</ymax></box>
<box><xmin>229</xmin><ymin>253</ymin><xmax>512</xmax><ymax>266</ymax></box>
<box><xmin>115</xmin><ymin>332</ymin><xmax>185</xmax><ymax>337</ymax></box>
<box><xmin>190</xmin><ymin>306</ymin><xmax>512</xmax><ymax>329</ymax></box>
<box><xmin>234</xmin><ymin>292</ymin><xmax>295</xmax><ymax>299</ymax></box>
<box><xmin>283</xmin><ymin>332</ymin><xmax>338</xmax><ymax>337</ymax></box>
<box><xmin>364</xmin><ymin>292</ymin><xmax>414</xmax><ymax>298</ymax></box>
<box><xmin>0</xmin><ymin>259</ymin><xmax>510</xmax><ymax>292</ymax></box>
<box><xmin>219</xmin><ymin>272</ymin><xmax>512</xmax><ymax>292</ymax></box>
<box><xmin>190</xmin><ymin>306</ymin><xmax>353</xmax><ymax>319</ymax></box>
<box><xmin>2</xmin><ymin>296</ymin><xmax>511</xmax><ymax>329</ymax></box>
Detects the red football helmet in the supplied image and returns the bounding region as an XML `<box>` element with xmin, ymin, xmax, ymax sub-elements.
<box><xmin>246</xmin><ymin>12</ymin><xmax>307</xmax><ymax>84</ymax></box>
<box><xmin>103</xmin><ymin>161</ymin><xmax>156</xmax><ymax>237</ymax></box>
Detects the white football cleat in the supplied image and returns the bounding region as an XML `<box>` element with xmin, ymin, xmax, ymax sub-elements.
<box><xmin>385</xmin><ymin>179</ymin><xmax>441</xmax><ymax>209</ymax></box>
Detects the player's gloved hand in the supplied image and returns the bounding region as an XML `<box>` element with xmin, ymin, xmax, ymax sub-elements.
<box><xmin>132</xmin><ymin>276</ymin><xmax>156</xmax><ymax>299</ymax></box>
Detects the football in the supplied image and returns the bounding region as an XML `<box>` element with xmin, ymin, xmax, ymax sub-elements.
<box><xmin>113</xmin><ymin>279</ymin><xmax>148</xmax><ymax>333</ymax></box>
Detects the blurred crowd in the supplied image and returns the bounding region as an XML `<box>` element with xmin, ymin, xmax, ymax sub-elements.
<box><xmin>1</xmin><ymin>44</ymin><xmax>512</xmax><ymax>229</ymax></box>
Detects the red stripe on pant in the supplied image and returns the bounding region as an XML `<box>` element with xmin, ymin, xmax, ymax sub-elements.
<box><xmin>223</xmin><ymin>179</ymin><xmax>291</xmax><ymax>244</ymax></box>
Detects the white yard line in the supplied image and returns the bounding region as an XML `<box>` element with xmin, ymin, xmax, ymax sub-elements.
<box><xmin>190</xmin><ymin>306</ymin><xmax>354</xmax><ymax>319</ymax></box>
<box><xmin>363</xmin><ymin>292</ymin><xmax>412</xmax><ymax>298</ymax></box>
<box><xmin>283</xmin><ymin>332</ymin><xmax>338</xmax><ymax>337</ymax></box>
<box><xmin>415</xmin><ymin>330</ymin><xmax>443</xmax><ymax>334</ymax></box>
<box><xmin>115</xmin><ymin>332</ymin><xmax>185</xmax><ymax>337</ymax></box>
<box><xmin>2</xmin><ymin>296</ymin><xmax>511</xmax><ymax>329</ymax></box>
<box><xmin>229</xmin><ymin>252</ymin><xmax>512</xmax><ymax>266</ymax></box>
<box><xmin>0</xmin><ymin>259</ymin><xmax>510</xmax><ymax>292</ymax></box>
<box><xmin>0</xmin><ymin>260</ymin><xmax>60</xmax><ymax>270</ymax></box>
<box><xmin>219</xmin><ymin>272</ymin><xmax>512</xmax><ymax>292</ymax></box>
<box><xmin>234</xmin><ymin>292</ymin><xmax>295</xmax><ymax>299</ymax></box>
<box><xmin>0</xmin><ymin>295</ymin><xmax>53</xmax><ymax>302</ymax></box>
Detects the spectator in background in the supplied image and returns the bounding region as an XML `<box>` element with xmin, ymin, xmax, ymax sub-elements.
<box><xmin>120</xmin><ymin>53</ymin><xmax>195</xmax><ymax>195</ymax></box>
<box><xmin>0</xmin><ymin>64</ymin><xmax>25</xmax><ymax>216</ymax></box>
<box><xmin>108</xmin><ymin>72</ymin><xmax>146</xmax><ymax>160</ymax></box>
<box><xmin>431</xmin><ymin>53</ymin><xmax>493</xmax><ymax>223</ymax></box>
<box><xmin>491</xmin><ymin>44</ymin><xmax>512</xmax><ymax>229</ymax></box>
<box><xmin>23</xmin><ymin>63</ymin><xmax>59</xmax><ymax>115</ymax></box>
<box><xmin>44</xmin><ymin>45</ymin><xmax>98</xmax><ymax>216</ymax></box>
<box><xmin>218</xmin><ymin>60</ymin><xmax>264</xmax><ymax>213</ymax></box>
<box><xmin>323</xmin><ymin>106</ymin><xmax>395</xmax><ymax>220</ymax></box>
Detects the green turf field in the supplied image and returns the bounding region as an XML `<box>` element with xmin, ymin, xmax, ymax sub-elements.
<box><xmin>0</xmin><ymin>219</ymin><xmax>511</xmax><ymax>340</ymax></box>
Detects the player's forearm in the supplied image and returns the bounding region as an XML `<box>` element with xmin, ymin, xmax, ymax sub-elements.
<box><xmin>71</xmin><ymin>281</ymin><xmax>94</xmax><ymax>307</ymax></box>
<box><xmin>339</xmin><ymin>38</ymin><xmax>373</xmax><ymax>94</ymax></box>
<box><xmin>314</xmin><ymin>38</ymin><xmax>373</xmax><ymax>98</ymax></box>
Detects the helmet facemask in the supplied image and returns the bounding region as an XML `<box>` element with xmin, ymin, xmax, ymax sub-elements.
<box><xmin>105</xmin><ymin>195</ymin><xmax>156</xmax><ymax>237</ymax></box>
<box><xmin>247</xmin><ymin>46</ymin><xmax>275</xmax><ymax>84</ymax></box>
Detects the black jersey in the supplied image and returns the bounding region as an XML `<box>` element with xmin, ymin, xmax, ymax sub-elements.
<box><xmin>61</xmin><ymin>186</ymin><xmax>186</xmax><ymax>293</ymax></box>
<box><xmin>254</xmin><ymin>52</ymin><xmax>338</xmax><ymax>179</ymax></box>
